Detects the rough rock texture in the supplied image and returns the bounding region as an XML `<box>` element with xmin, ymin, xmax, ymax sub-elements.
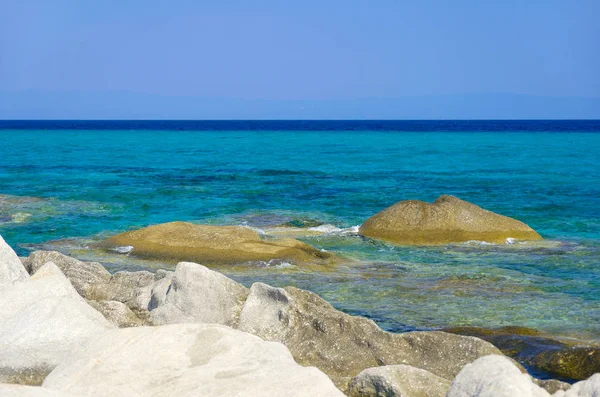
<box><xmin>99</xmin><ymin>221</ymin><xmax>338</xmax><ymax>265</ymax></box>
<box><xmin>554</xmin><ymin>374</ymin><xmax>600</xmax><ymax>397</ymax></box>
<box><xmin>444</xmin><ymin>326</ymin><xmax>600</xmax><ymax>385</ymax></box>
<box><xmin>88</xmin><ymin>270</ymin><xmax>155</xmax><ymax>313</ymax></box>
<box><xmin>446</xmin><ymin>355</ymin><xmax>550</xmax><ymax>397</ymax></box>
<box><xmin>237</xmin><ymin>282</ymin><xmax>502</xmax><ymax>390</ymax></box>
<box><xmin>87</xmin><ymin>300</ymin><xmax>144</xmax><ymax>328</ymax></box>
<box><xmin>533</xmin><ymin>379</ymin><xmax>572</xmax><ymax>394</ymax></box>
<box><xmin>148</xmin><ymin>269</ymin><xmax>173</xmax><ymax>310</ymax></box>
<box><xmin>348</xmin><ymin>364</ymin><xmax>451</xmax><ymax>397</ymax></box>
<box><xmin>0</xmin><ymin>262</ymin><xmax>113</xmax><ymax>385</ymax></box>
<box><xmin>0</xmin><ymin>235</ymin><xmax>29</xmax><ymax>287</ymax></box>
<box><xmin>531</xmin><ymin>347</ymin><xmax>600</xmax><ymax>381</ymax></box>
<box><xmin>359</xmin><ymin>195</ymin><xmax>541</xmax><ymax>245</ymax></box>
<box><xmin>0</xmin><ymin>384</ymin><xmax>78</xmax><ymax>397</ymax></box>
<box><xmin>23</xmin><ymin>251</ymin><xmax>110</xmax><ymax>298</ymax></box>
<box><xmin>150</xmin><ymin>262</ymin><xmax>249</xmax><ymax>327</ymax></box>
<box><xmin>42</xmin><ymin>323</ymin><xmax>345</xmax><ymax>397</ymax></box>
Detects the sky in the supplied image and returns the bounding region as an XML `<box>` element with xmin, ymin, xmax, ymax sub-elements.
<box><xmin>1</xmin><ymin>0</ymin><xmax>599</xmax><ymax>119</ymax></box>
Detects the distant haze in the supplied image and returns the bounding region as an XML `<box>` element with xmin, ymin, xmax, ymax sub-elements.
<box><xmin>1</xmin><ymin>0</ymin><xmax>599</xmax><ymax>119</ymax></box>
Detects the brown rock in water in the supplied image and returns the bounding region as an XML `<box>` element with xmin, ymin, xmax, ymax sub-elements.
<box><xmin>99</xmin><ymin>221</ymin><xmax>337</xmax><ymax>265</ymax></box>
<box><xmin>443</xmin><ymin>325</ymin><xmax>600</xmax><ymax>386</ymax></box>
<box><xmin>237</xmin><ymin>282</ymin><xmax>502</xmax><ymax>391</ymax></box>
<box><xmin>359</xmin><ymin>195</ymin><xmax>542</xmax><ymax>245</ymax></box>
<box><xmin>531</xmin><ymin>347</ymin><xmax>600</xmax><ymax>381</ymax></box>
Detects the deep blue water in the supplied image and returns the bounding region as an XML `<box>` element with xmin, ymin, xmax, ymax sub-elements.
<box><xmin>0</xmin><ymin>120</ymin><xmax>599</xmax><ymax>342</ymax></box>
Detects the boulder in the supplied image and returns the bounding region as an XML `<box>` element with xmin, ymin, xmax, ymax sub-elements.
<box><xmin>359</xmin><ymin>195</ymin><xmax>541</xmax><ymax>245</ymax></box>
<box><xmin>23</xmin><ymin>251</ymin><xmax>110</xmax><ymax>298</ymax></box>
<box><xmin>446</xmin><ymin>355</ymin><xmax>550</xmax><ymax>397</ymax></box>
<box><xmin>531</xmin><ymin>347</ymin><xmax>600</xmax><ymax>381</ymax></box>
<box><xmin>443</xmin><ymin>326</ymin><xmax>599</xmax><ymax>383</ymax></box>
<box><xmin>237</xmin><ymin>282</ymin><xmax>502</xmax><ymax>389</ymax></box>
<box><xmin>150</xmin><ymin>262</ymin><xmax>249</xmax><ymax>327</ymax></box>
<box><xmin>42</xmin><ymin>323</ymin><xmax>345</xmax><ymax>397</ymax></box>
<box><xmin>555</xmin><ymin>374</ymin><xmax>600</xmax><ymax>397</ymax></box>
<box><xmin>0</xmin><ymin>235</ymin><xmax>29</xmax><ymax>287</ymax></box>
<box><xmin>86</xmin><ymin>300</ymin><xmax>144</xmax><ymax>328</ymax></box>
<box><xmin>0</xmin><ymin>262</ymin><xmax>113</xmax><ymax>384</ymax></box>
<box><xmin>348</xmin><ymin>364</ymin><xmax>451</xmax><ymax>397</ymax></box>
<box><xmin>88</xmin><ymin>270</ymin><xmax>155</xmax><ymax>313</ymax></box>
<box><xmin>148</xmin><ymin>269</ymin><xmax>174</xmax><ymax>310</ymax></box>
<box><xmin>98</xmin><ymin>221</ymin><xmax>338</xmax><ymax>265</ymax></box>
<box><xmin>0</xmin><ymin>384</ymin><xmax>77</xmax><ymax>397</ymax></box>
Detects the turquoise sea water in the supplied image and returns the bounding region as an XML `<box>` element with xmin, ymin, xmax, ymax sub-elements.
<box><xmin>1</xmin><ymin>121</ymin><xmax>599</xmax><ymax>342</ymax></box>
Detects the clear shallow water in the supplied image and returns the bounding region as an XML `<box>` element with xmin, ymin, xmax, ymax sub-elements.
<box><xmin>1</xmin><ymin>121</ymin><xmax>599</xmax><ymax>342</ymax></box>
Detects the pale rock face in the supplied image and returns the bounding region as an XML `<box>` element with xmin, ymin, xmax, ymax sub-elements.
<box><xmin>446</xmin><ymin>355</ymin><xmax>551</xmax><ymax>397</ymax></box>
<box><xmin>237</xmin><ymin>282</ymin><xmax>502</xmax><ymax>390</ymax></box>
<box><xmin>42</xmin><ymin>323</ymin><xmax>345</xmax><ymax>397</ymax></box>
<box><xmin>150</xmin><ymin>262</ymin><xmax>249</xmax><ymax>327</ymax></box>
<box><xmin>348</xmin><ymin>364</ymin><xmax>451</xmax><ymax>397</ymax></box>
<box><xmin>23</xmin><ymin>251</ymin><xmax>110</xmax><ymax>298</ymax></box>
<box><xmin>0</xmin><ymin>235</ymin><xmax>29</xmax><ymax>288</ymax></box>
<box><xmin>88</xmin><ymin>270</ymin><xmax>155</xmax><ymax>313</ymax></box>
<box><xmin>86</xmin><ymin>300</ymin><xmax>144</xmax><ymax>328</ymax></box>
<box><xmin>554</xmin><ymin>374</ymin><xmax>600</xmax><ymax>397</ymax></box>
<box><xmin>0</xmin><ymin>383</ymin><xmax>79</xmax><ymax>397</ymax></box>
<box><xmin>148</xmin><ymin>269</ymin><xmax>174</xmax><ymax>310</ymax></box>
<box><xmin>0</xmin><ymin>262</ymin><xmax>114</xmax><ymax>384</ymax></box>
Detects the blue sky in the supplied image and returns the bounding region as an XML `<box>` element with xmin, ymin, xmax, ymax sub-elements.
<box><xmin>1</xmin><ymin>0</ymin><xmax>599</xmax><ymax>119</ymax></box>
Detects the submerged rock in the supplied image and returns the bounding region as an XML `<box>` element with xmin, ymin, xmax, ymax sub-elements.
<box><xmin>443</xmin><ymin>326</ymin><xmax>600</xmax><ymax>383</ymax></box>
<box><xmin>23</xmin><ymin>251</ymin><xmax>111</xmax><ymax>299</ymax></box>
<box><xmin>98</xmin><ymin>221</ymin><xmax>338</xmax><ymax>265</ymax></box>
<box><xmin>150</xmin><ymin>262</ymin><xmax>249</xmax><ymax>327</ymax></box>
<box><xmin>359</xmin><ymin>195</ymin><xmax>541</xmax><ymax>245</ymax></box>
<box><xmin>42</xmin><ymin>323</ymin><xmax>345</xmax><ymax>397</ymax></box>
<box><xmin>348</xmin><ymin>364</ymin><xmax>451</xmax><ymax>397</ymax></box>
<box><xmin>0</xmin><ymin>262</ymin><xmax>113</xmax><ymax>385</ymax></box>
<box><xmin>0</xmin><ymin>235</ymin><xmax>29</xmax><ymax>288</ymax></box>
<box><xmin>531</xmin><ymin>347</ymin><xmax>600</xmax><ymax>381</ymax></box>
<box><xmin>237</xmin><ymin>282</ymin><xmax>502</xmax><ymax>390</ymax></box>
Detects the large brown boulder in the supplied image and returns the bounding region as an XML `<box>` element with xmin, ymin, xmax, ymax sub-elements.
<box><xmin>237</xmin><ymin>282</ymin><xmax>502</xmax><ymax>391</ymax></box>
<box><xmin>359</xmin><ymin>195</ymin><xmax>541</xmax><ymax>245</ymax></box>
<box><xmin>99</xmin><ymin>221</ymin><xmax>337</xmax><ymax>266</ymax></box>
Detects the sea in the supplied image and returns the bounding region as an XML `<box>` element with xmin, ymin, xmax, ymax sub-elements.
<box><xmin>1</xmin><ymin>120</ymin><xmax>599</xmax><ymax>343</ymax></box>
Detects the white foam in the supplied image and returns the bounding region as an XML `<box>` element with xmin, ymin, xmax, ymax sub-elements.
<box><xmin>506</xmin><ymin>237</ymin><xmax>516</xmax><ymax>245</ymax></box>
<box><xmin>308</xmin><ymin>224</ymin><xmax>343</xmax><ymax>233</ymax></box>
<box><xmin>242</xmin><ymin>225</ymin><xmax>266</xmax><ymax>235</ymax></box>
<box><xmin>112</xmin><ymin>245</ymin><xmax>134</xmax><ymax>254</ymax></box>
<box><xmin>274</xmin><ymin>262</ymin><xmax>295</xmax><ymax>269</ymax></box>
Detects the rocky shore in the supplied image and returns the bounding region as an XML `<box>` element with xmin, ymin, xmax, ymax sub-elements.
<box><xmin>1</xmin><ymin>233</ymin><xmax>599</xmax><ymax>397</ymax></box>
<box><xmin>1</xmin><ymin>196</ymin><xmax>598</xmax><ymax>396</ymax></box>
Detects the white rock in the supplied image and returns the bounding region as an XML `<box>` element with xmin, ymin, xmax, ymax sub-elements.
<box><xmin>88</xmin><ymin>270</ymin><xmax>155</xmax><ymax>312</ymax></box>
<box><xmin>446</xmin><ymin>355</ymin><xmax>550</xmax><ymax>397</ymax></box>
<box><xmin>554</xmin><ymin>373</ymin><xmax>600</xmax><ymax>397</ymax></box>
<box><xmin>0</xmin><ymin>262</ymin><xmax>114</xmax><ymax>384</ymax></box>
<box><xmin>150</xmin><ymin>262</ymin><xmax>249</xmax><ymax>327</ymax></box>
<box><xmin>42</xmin><ymin>323</ymin><xmax>345</xmax><ymax>397</ymax></box>
<box><xmin>0</xmin><ymin>383</ymin><xmax>78</xmax><ymax>396</ymax></box>
<box><xmin>86</xmin><ymin>300</ymin><xmax>144</xmax><ymax>328</ymax></box>
<box><xmin>348</xmin><ymin>364</ymin><xmax>451</xmax><ymax>397</ymax></box>
<box><xmin>148</xmin><ymin>270</ymin><xmax>173</xmax><ymax>310</ymax></box>
<box><xmin>0</xmin><ymin>234</ymin><xmax>29</xmax><ymax>288</ymax></box>
<box><xmin>23</xmin><ymin>251</ymin><xmax>110</xmax><ymax>298</ymax></box>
